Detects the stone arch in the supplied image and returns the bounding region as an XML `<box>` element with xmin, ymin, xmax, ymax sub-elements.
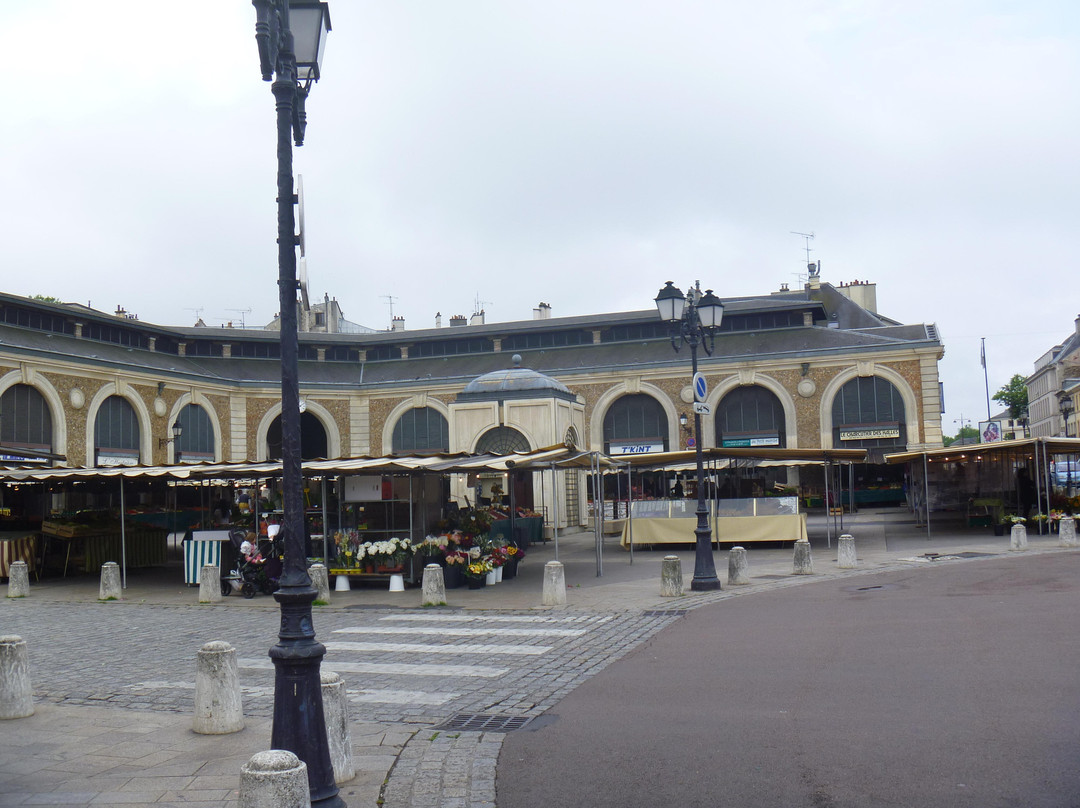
<box><xmin>0</xmin><ymin>369</ymin><xmax>67</xmax><ymax>457</ymax></box>
<box><xmin>590</xmin><ymin>381</ymin><xmax>679</xmax><ymax>453</ymax></box>
<box><xmin>85</xmin><ymin>381</ymin><xmax>153</xmax><ymax>466</ymax></box>
<box><xmin>256</xmin><ymin>400</ymin><xmax>342</xmax><ymax>461</ymax></box>
<box><xmin>383</xmin><ymin>396</ymin><xmax>452</xmax><ymax>454</ymax></box>
<box><xmin>710</xmin><ymin>373</ymin><xmax>798</xmax><ymax>449</ymax></box>
<box><xmin>167</xmin><ymin>392</ymin><xmax>223</xmax><ymax>463</ymax></box>
<box><xmin>819</xmin><ymin>365</ymin><xmax>920</xmax><ymax>449</ymax></box>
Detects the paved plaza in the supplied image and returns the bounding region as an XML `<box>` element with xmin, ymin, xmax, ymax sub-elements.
<box><xmin>1</xmin><ymin>508</ymin><xmax>1075</xmax><ymax>806</ymax></box>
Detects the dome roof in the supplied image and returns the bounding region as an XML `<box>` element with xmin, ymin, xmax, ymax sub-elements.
<box><xmin>459</xmin><ymin>355</ymin><xmax>573</xmax><ymax>399</ymax></box>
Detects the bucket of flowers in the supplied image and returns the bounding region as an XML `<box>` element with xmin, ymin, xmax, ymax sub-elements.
<box><xmin>465</xmin><ymin>557</ymin><xmax>492</xmax><ymax>589</ymax></box>
<box><xmin>502</xmin><ymin>543</ymin><xmax>525</xmax><ymax>579</ymax></box>
<box><xmin>417</xmin><ymin>534</ymin><xmax>449</xmax><ymax>566</ymax></box>
<box><xmin>443</xmin><ymin>549</ymin><xmax>469</xmax><ymax>588</ymax></box>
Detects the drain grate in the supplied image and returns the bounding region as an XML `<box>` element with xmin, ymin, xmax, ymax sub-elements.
<box><xmin>433</xmin><ymin>714</ymin><xmax>533</xmax><ymax>733</ymax></box>
<box><xmin>642</xmin><ymin>609</ymin><xmax>688</xmax><ymax>617</ymax></box>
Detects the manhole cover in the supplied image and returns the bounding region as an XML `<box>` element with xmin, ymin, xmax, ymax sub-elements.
<box><xmin>433</xmin><ymin>714</ymin><xmax>533</xmax><ymax>733</ymax></box>
<box><xmin>642</xmin><ymin>609</ymin><xmax>688</xmax><ymax>617</ymax></box>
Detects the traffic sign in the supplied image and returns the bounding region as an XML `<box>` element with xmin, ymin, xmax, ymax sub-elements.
<box><xmin>693</xmin><ymin>372</ymin><xmax>707</xmax><ymax>402</ymax></box>
<box><xmin>693</xmin><ymin>401</ymin><xmax>711</xmax><ymax>415</ymax></box>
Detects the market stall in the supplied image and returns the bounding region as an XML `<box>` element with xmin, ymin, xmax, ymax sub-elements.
<box><xmin>0</xmin><ymin>532</ymin><xmax>36</xmax><ymax>579</ymax></box>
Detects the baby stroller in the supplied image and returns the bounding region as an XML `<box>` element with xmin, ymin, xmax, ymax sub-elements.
<box><xmin>224</xmin><ymin>529</ymin><xmax>283</xmax><ymax>598</ymax></box>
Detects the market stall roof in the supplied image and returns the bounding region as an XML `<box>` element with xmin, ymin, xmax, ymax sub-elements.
<box><xmin>614</xmin><ymin>446</ymin><xmax>868</xmax><ymax>471</ymax></box>
<box><xmin>884</xmin><ymin>437</ymin><xmax>1080</xmax><ymax>465</ymax></box>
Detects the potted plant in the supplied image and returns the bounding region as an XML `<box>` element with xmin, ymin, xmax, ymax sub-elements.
<box><xmin>443</xmin><ymin>550</ymin><xmax>468</xmax><ymax>588</ymax></box>
<box><xmin>502</xmin><ymin>543</ymin><xmax>524</xmax><ymax>579</ymax></box>
<box><xmin>465</xmin><ymin>559</ymin><xmax>491</xmax><ymax>589</ymax></box>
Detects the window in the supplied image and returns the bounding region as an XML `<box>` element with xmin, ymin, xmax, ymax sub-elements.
<box><xmin>176</xmin><ymin>404</ymin><xmax>215</xmax><ymax>461</ymax></box>
<box><xmin>832</xmin><ymin>376</ymin><xmax>907</xmax><ymax>448</ymax></box>
<box><xmin>716</xmin><ymin>386</ymin><xmax>786</xmax><ymax>447</ymax></box>
<box><xmin>0</xmin><ymin>384</ymin><xmax>52</xmax><ymax>451</ymax></box>
<box><xmin>475</xmin><ymin>426</ymin><xmax>530</xmax><ymax>454</ymax></box>
<box><xmin>603</xmin><ymin>394</ymin><xmax>668</xmax><ymax>453</ymax></box>
<box><xmin>391</xmin><ymin>407</ymin><xmax>449</xmax><ymax>454</ymax></box>
<box><xmin>412</xmin><ymin>338</ymin><xmax>494</xmax><ymax>358</ymax></box>
<box><xmin>95</xmin><ymin>396</ymin><xmax>140</xmax><ymax>463</ymax></box>
<box><xmin>502</xmin><ymin>330</ymin><xmax>588</xmax><ymax>351</ymax></box>
<box><xmin>267</xmin><ymin>412</ymin><xmax>328</xmax><ymax>460</ymax></box>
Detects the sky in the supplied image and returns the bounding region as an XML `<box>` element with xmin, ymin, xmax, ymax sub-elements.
<box><xmin>3</xmin><ymin>1</ymin><xmax>1078</xmax><ymax>436</ymax></box>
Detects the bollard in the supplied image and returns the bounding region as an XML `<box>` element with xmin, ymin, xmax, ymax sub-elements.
<box><xmin>793</xmin><ymin>539</ymin><xmax>814</xmax><ymax>575</ymax></box>
<box><xmin>1010</xmin><ymin>523</ymin><xmax>1028</xmax><ymax>552</ymax></box>
<box><xmin>660</xmin><ymin>555</ymin><xmax>683</xmax><ymax>597</ymax></box>
<box><xmin>422</xmin><ymin>563</ymin><xmax>446</xmax><ymax>606</ymax></box>
<box><xmin>334</xmin><ymin>574</ymin><xmax>351</xmax><ymax>592</ymax></box>
<box><xmin>0</xmin><ymin>635</ymin><xmax>34</xmax><ymax>719</ymax></box>
<box><xmin>6</xmin><ymin>561</ymin><xmax>30</xmax><ymax>599</ymax></box>
<box><xmin>239</xmin><ymin>750</ymin><xmax>310</xmax><ymax>808</ymax></box>
<box><xmin>99</xmin><ymin>561</ymin><xmax>122</xmax><ymax>600</ymax></box>
<box><xmin>541</xmin><ymin>561</ymin><xmax>567</xmax><ymax>606</ymax></box>
<box><xmin>309</xmin><ymin>563</ymin><xmax>330</xmax><ymax>602</ymax></box>
<box><xmin>199</xmin><ymin>564</ymin><xmax>222</xmax><ymax>604</ymax></box>
<box><xmin>193</xmin><ymin>641</ymin><xmax>244</xmax><ymax>734</ymax></box>
<box><xmin>727</xmin><ymin>546</ymin><xmax>750</xmax><ymax>585</ymax></box>
<box><xmin>1060</xmin><ymin>517</ymin><xmax>1078</xmax><ymax>548</ymax></box>
<box><xmin>321</xmin><ymin>671</ymin><xmax>355</xmax><ymax>784</ymax></box>
<box><xmin>837</xmin><ymin>534</ymin><xmax>857</xmax><ymax>569</ymax></box>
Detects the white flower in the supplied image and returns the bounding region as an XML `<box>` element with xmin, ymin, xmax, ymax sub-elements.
<box><xmin>469</xmin><ymin>547</ymin><xmax>481</xmax><ymax>559</ymax></box>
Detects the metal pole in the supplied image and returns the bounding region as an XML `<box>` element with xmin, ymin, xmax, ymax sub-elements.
<box><xmin>119</xmin><ymin>477</ymin><xmax>127</xmax><ymax>589</ymax></box>
<box><xmin>321</xmin><ymin>476</ymin><xmax>328</xmax><ymax>562</ymax></box>
<box><xmin>823</xmin><ymin>460</ymin><xmax>832</xmax><ymax>549</ymax></box>
<box><xmin>551</xmin><ymin>462</ymin><xmax>559</xmax><ymax>561</ymax></box>
<box><xmin>627</xmin><ymin>463</ymin><xmax>634</xmax><ymax>564</ymax></box>
<box><xmin>923</xmin><ymin>452</ymin><xmax>932</xmax><ymax>540</ymax></box>
<box><xmin>687</xmin><ymin>333</ymin><xmax>720</xmax><ymax>590</ymax></box>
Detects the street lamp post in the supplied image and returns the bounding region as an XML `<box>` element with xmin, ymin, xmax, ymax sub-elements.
<box><xmin>1060</xmin><ymin>393</ymin><xmax>1075</xmax><ymax>499</ymax></box>
<box><xmin>250</xmin><ymin>3</ymin><xmax>341</xmax><ymax>806</ymax></box>
<box><xmin>655</xmin><ymin>280</ymin><xmax>724</xmax><ymax>591</ymax></box>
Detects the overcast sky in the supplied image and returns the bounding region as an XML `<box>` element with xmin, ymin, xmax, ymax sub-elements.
<box><xmin>4</xmin><ymin>1</ymin><xmax>1078</xmax><ymax>434</ymax></box>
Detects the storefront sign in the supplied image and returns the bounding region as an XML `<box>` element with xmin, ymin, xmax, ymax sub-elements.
<box><xmin>0</xmin><ymin>454</ymin><xmax>47</xmax><ymax>465</ymax></box>
<box><xmin>721</xmin><ymin>436</ymin><xmax>780</xmax><ymax>448</ymax></box>
<box><xmin>610</xmin><ymin>442</ymin><xmax>665</xmax><ymax>455</ymax></box>
<box><xmin>839</xmin><ymin>427</ymin><xmax>900</xmax><ymax>441</ymax></box>
<box><xmin>96</xmin><ymin>454</ymin><xmax>139</xmax><ymax>467</ymax></box>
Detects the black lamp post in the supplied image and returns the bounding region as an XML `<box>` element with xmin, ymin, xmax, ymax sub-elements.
<box><xmin>159</xmin><ymin>420</ymin><xmax>183</xmax><ymax>462</ymax></box>
<box><xmin>1060</xmin><ymin>392</ymin><xmax>1075</xmax><ymax>438</ymax></box>
<box><xmin>251</xmin><ymin>3</ymin><xmax>341</xmax><ymax>806</ymax></box>
<box><xmin>655</xmin><ymin>280</ymin><xmax>724</xmax><ymax>591</ymax></box>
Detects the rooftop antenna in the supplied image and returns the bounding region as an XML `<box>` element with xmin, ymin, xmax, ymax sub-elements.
<box><xmin>791</xmin><ymin>231</ymin><xmax>815</xmax><ymax>264</ymax></box>
<box><xmin>474</xmin><ymin>293</ymin><xmax>493</xmax><ymax>315</ymax></box>
<box><xmin>185</xmin><ymin>307</ymin><xmax>204</xmax><ymax>323</ymax></box>
<box><xmin>226</xmin><ymin>308</ymin><xmax>252</xmax><ymax>329</ymax></box>
<box><xmin>382</xmin><ymin>294</ymin><xmax>398</xmax><ymax>328</ymax></box>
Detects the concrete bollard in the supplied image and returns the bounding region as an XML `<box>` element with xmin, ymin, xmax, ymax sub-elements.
<box><xmin>422</xmin><ymin>563</ymin><xmax>446</xmax><ymax>606</ymax></box>
<box><xmin>199</xmin><ymin>564</ymin><xmax>222</xmax><ymax>603</ymax></box>
<box><xmin>6</xmin><ymin>561</ymin><xmax>30</xmax><ymax>599</ymax></box>
<box><xmin>321</xmin><ymin>671</ymin><xmax>355</xmax><ymax>784</ymax></box>
<box><xmin>334</xmin><ymin>574</ymin><xmax>351</xmax><ymax>592</ymax></box>
<box><xmin>0</xmin><ymin>635</ymin><xmax>34</xmax><ymax>719</ymax></box>
<box><xmin>793</xmin><ymin>539</ymin><xmax>814</xmax><ymax>575</ymax></box>
<box><xmin>1060</xmin><ymin>517</ymin><xmax>1078</xmax><ymax>548</ymax></box>
<box><xmin>660</xmin><ymin>555</ymin><xmax>683</xmax><ymax>597</ymax></box>
<box><xmin>727</xmin><ymin>546</ymin><xmax>750</xmax><ymax>585</ymax></box>
<box><xmin>541</xmin><ymin>561</ymin><xmax>567</xmax><ymax>606</ymax></box>
<box><xmin>193</xmin><ymin>641</ymin><xmax>244</xmax><ymax>734</ymax></box>
<box><xmin>837</xmin><ymin>534</ymin><xmax>857</xmax><ymax>569</ymax></box>
<box><xmin>309</xmin><ymin>563</ymin><xmax>330</xmax><ymax>602</ymax></box>
<box><xmin>99</xmin><ymin>561</ymin><xmax>122</xmax><ymax>600</ymax></box>
<box><xmin>1010</xmin><ymin>523</ymin><xmax>1028</xmax><ymax>552</ymax></box>
<box><xmin>239</xmin><ymin>750</ymin><xmax>310</xmax><ymax>808</ymax></box>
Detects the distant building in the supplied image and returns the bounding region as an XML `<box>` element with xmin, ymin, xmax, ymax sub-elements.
<box><xmin>1025</xmin><ymin>316</ymin><xmax>1080</xmax><ymax>437</ymax></box>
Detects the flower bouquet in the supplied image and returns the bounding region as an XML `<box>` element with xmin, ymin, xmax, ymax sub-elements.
<box><xmin>442</xmin><ymin>549</ymin><xmax>469</xmax><ymax>588</ymax></box>
<box><xmin>464</xmin><ymin>558</ymin><xmax>493</xmax><ymax>589</ymax></box>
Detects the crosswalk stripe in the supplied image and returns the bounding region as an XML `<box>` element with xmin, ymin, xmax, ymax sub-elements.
<box><xmin>379</xmin><ymin>614</ymin><xmax>612</xmax><ymax>625</ymax></box>
<box><xmin>333</xmin><ymin>626</ymin><xmax>585</xmax><ymax>638</ymax></box>
<box><xmin>127</xmin><ymin>681</ymin><xmax>456</xmax><ymax>705</ymax></box>
<box><xmin>325</xmin><ymin>640</ymin><xmax>549</xmax><ymax>656</ymax></box>
<box><xmin>238</xmin><ymin>657</ymin><xmax>508</xmax><ymax>677</ymax></box>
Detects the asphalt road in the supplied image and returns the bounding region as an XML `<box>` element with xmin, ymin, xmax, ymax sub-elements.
<box><xmin>497</xmin><ymin>553</ymin><xmax>1080</xmax><ymax>808</ymax></box>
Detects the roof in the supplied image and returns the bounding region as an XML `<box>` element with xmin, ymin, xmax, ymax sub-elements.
<box><xmin>885</xmin><ymin>436</ymin><xmax>1080</xmax><ymax>465</ymax></box>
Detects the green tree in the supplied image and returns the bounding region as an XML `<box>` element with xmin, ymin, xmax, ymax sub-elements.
<box><xmin>992</xmin><ymin>374</ymin><xmax>1029</xmax><ymax>419</ymax></box>
<box><xmin>943</xmin><ymin>425</ymin><xmax>979</xmax><ymax>447</ymax></box>
<box><xmin>30</xmin><ymin>294</ymin><xmax>63</xmax><ymax>304</ymax></box>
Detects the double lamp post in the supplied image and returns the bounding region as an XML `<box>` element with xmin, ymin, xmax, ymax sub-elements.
<box><xmin>655</xmin><ymin>280</ymin><xmax>724</xmax><ymax>591</ymax></box>
<box><xmin>250</xmin><ymin>2</ymin><xmax>342</xmax><ymax>806</ymax></box>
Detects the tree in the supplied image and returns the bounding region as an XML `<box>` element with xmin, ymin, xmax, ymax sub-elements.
<box><xmin>992</xmin><ymin>374</ymin><xmax>1029</xmax><ymax>419</ymax></box>
<box><xmin>30</xmin><ymin>294</ymin><xmax>63</xmax><ymax>304</ymax></box>
<box><xmin>943</xmin><ymin>425</ymin><xmax>979</xmax><ymax>447</ymax></box>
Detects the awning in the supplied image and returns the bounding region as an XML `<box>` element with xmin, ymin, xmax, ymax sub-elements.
<box><xmin>884</xmin><ymin>437</ymin><xmax>1080</xmax><ymax>465</ymax></box>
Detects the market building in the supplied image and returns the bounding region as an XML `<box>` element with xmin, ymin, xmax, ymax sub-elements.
<box><xmin>0</xmin><ymin>268</ymin><xmax>945</xmax><ymax>528</ymax></box>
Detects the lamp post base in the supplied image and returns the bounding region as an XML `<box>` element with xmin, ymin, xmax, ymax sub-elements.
<box><xmin>690</xmin><ymin>577</ymin><xmax>722</xmax><ymax>591</ymax></box>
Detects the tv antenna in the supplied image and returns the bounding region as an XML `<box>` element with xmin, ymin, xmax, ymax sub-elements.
<box><xmin>790</xmin><ymin>231</ymin><xmax>815</xmax><ymax>264</ymax></box>
<box><xmin>185</xmin><ymin>307</ymin><xmax>204</xmax><ymax>324</ymax></box>
<box><xmin>382</xmin><ymin>294</ymin><xmax>398</xmax><ymax>326</ymax></box>
<box><xmin>226</xmin><ymin>308</ymin><xmax>252</xmax><ymax>329</ymax></box>
<box><xmin>473</xmin><ymin>293</ymin><xmax>493</xmax><ymax>315</ymax></box>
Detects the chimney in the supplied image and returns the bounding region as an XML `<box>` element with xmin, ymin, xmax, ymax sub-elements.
<box><xmin>450</xmin><ymin>314</ymin><xmax>467</xmax><ymax>327</ymax></box>
<box><xmin>533</xmin><ymin>302</ymin><xmax>552</xmax><ymax>320</ymax></box>
<box><xmin>435</xmin><ymin>312</ymin><xmax>442</xmax><ymax>328</ymax></box>
<box><xmin>392</xmin><ymin>315</ymin><xmax>405</xmax><ymax>332</ymax></box>
<box><xmin>808</xmin><ymin>261</ymin><xmax>821</xmax><ymax>291</ymax></box>
<box><xmin>470</xmin><ymin>310</ymin><xmax>485</xmax><ymax>326</ymax></box>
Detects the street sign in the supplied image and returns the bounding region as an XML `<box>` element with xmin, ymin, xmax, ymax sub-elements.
<box><xmin>693</xmin><ymin>372</ymin><xmax>707</xmax><ymax>402</ymax></box>
<box><xmin>693</xmin><ymin>401</ymin><xmax>711</xmax><ymax>415</ymax></box>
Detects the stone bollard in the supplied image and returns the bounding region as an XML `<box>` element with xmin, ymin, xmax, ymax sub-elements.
<box><xmin>541</xmin><ymin>561</ymin><xmax>567</xmax><ymax>606</ymax></box>
<box><xmin>0</xmin><ymin>635</ymin><xmax>34</xmax><ymax>719</ymax></box>
<box><xmin>837</xmin><ymin>534</ymin><xmax>857</xmax><ymax>569</ymax></box>
<box><xmin>238</xmin><ymin>750</ymin><xmax>310</xmax><ymax>808</ymax></box>
<box><xmin>334</xmin><ymin>574</ymin><xmax>351</xmax><ymax>592</ymax></box>
<box><xmin>422</xmin><ymin>563</ymin><xmax>446</xmax><ymax>606</ymax></box>
<box><xmin>99</xmin><ymin>561</ymin><xmax>122</xmax><ymax>600</ymax></box>
<box><xmin>727</xmin><ymin>546</ymin><xmax>750</xmax><ymax>585</ymax></box>
<box><xmin>660</xmin><ymin>555</ymin><xmax>683</xmax><ymax>597</ymax></box>
<box><xmin>309</xmin><ymin>563</ymin><xmax>330</xmax><ymax>603</ymax></box>
<box><xmin>193</xmin><ymin>641</ymin><xmax>244</xmax><ymax>734</ymax></box>
<box><xmin>1060</xmin><ymin>517</ymin><xmax>1078</xmax><ymax>548</ymax></box>
<box><xmin>6</xmin><ymin>561</ymin><xmax>30</xmax><ymax>599</ymax></box>
<box><xmin>321</xmin><ymin>671</ymin><xmax>355</xmax><ymax>784</ymax></box>
<box><xmin>793</xmin><ymin>539</ymin><xmax>814</xmax><ymax>575</ymax></box>
<box><xmin>199</xmin><ymin>564</ymin><xmax>222</xmax><ymax>604</ymax></box>
<box><xmin>1010</xmin><ymin>523</ymin><xmax>1028</xmax><ymax>552</ymax></box>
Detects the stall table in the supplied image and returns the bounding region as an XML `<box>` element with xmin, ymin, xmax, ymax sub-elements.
<box><xmin>620</xmin><ymin>496</ymin><xmax>807</xmax><ymax>547</ymax></box>
<box><xmin>183</xmin><ymin>530</ymin><xmax>232</xmax><ymax>585</ymax></box>
<box><xmin>41</xmin><ymin>526</ymin><xmax>169</xmax><ymax>576</ymax></box>
<box><xmin>0</xmin><ymin>532</ymin><xmax>37</xmax><ymax>579</ymax></box>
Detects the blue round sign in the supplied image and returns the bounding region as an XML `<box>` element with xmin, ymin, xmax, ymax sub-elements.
<box><xmin>693</xmin><ymin>372</ymin><xmax>707</xmax><ymax>402</ymax></box>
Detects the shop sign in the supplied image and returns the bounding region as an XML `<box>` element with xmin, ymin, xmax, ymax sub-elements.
<box><xmin>839</xmin><ymin>427</ymin><xmax>900</xmax><ymax>441</ymax></box>
<box><xmin>0</xmin><ymin>454</ymin><xmax>47</xmax><ymax>465</ymax></box>
<box><xmin>721</xmin><ymin>436</ymin><xmax>780</xmax><ymax>448</ymax></box>
<box><xmin>610</xmin><ymin>442</ymin><xmax>665</xmax><ymax>455</ymax></box>
<box><xmin>97</xmin><ymin>454</ymin><xmax>139</xmax><ymax>467</ymax></box>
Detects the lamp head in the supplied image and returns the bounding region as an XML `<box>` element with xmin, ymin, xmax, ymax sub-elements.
<box><xmin>654</xmin><ymin>281</ymin><xmax>686</xmax><ymax>322</ymax></box>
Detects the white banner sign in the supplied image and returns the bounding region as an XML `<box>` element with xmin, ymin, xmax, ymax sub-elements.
<box><xmin>610</xmin><ymin>442</ymin><xmax>665</xmax><ymax>455</ymax></box>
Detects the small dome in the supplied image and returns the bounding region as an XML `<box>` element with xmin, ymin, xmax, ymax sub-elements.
<box><xmin>462</xmin><ymin>366</ymin><xmax>571</xmax><ymax>396</ymax></box>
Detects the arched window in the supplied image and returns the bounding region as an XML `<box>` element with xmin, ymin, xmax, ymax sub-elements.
<box><xmin>603</xmin><ymin>394</ymin><xmax>668</xmax><ymax>454</ymax></box>
<box><xmin>267</xmin><ymin>412</ymin><xmax>328</xmax><ymax>460</ymax></box>
<box><xmin>716</xmin><ymin>386</ymin><xmax>786</xmax><ymax>448</ymax></box>
<box><xmin>392</xmin><ymin>407</ymin><xmax>449</xmax><ymax>454</ymax></box>
<box><xmin>0</xmin><ymin>384</ymin><xmax>52</xmax><ymax>453</ymax></box>
<box><xmin>832</xmin><ymin>376</ymin><xmax>907</xmax><ymax>449</ymax></box>
<box><xmin>475</xmin><ymin>426</ymin><xmax>530</xmax><ymax>455</ymax></box>
<box><xmin>176</xmin><ymin>404</ymin><xmax>215</xmax><ymax>462</ymax></box>
<box><xmin>95</xmin><ymin>396</ymin><xmax>140</xmax><ymax>465</ymax></box>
